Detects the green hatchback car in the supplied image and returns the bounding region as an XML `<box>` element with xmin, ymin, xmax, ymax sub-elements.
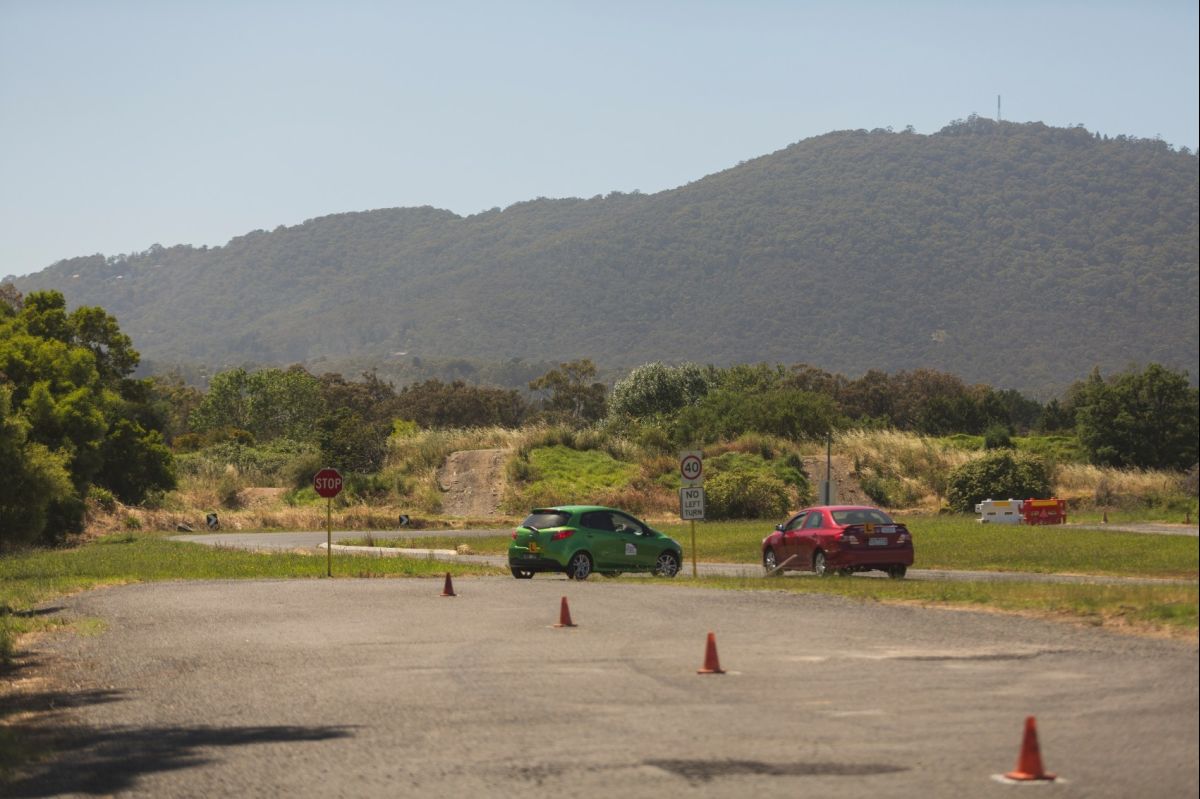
<box><xmin>508</xmin><ymin>505</ymin><xmax>683</xmax><ymax>580</ymax></box>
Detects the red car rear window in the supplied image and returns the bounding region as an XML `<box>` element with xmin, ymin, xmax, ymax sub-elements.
<box><xmin>831</xmin><ymin>509</ymin><xmax>894</xmax><ymax>526</ymax></box>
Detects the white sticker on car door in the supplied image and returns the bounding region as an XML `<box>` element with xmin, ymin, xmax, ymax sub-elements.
<box><xmin>625</xmin><ymin>543</ymin><xmax>637</xmax><ymax>556</ymax></box>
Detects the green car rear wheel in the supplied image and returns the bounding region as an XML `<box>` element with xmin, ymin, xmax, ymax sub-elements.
<box><xmin>567</xmin><ymin>551</ymin><xmax>593</xmax><ymax>580</ymax></box>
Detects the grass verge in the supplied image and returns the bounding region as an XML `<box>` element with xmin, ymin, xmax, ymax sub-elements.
<box><xmin>0</xmin><ymin>533</ymin><xmax>503</xmax><ymax>644</ymax></box>
<box><xmin>651</xmin><ymin>516</ymin><xmax>1198</xmax><ymax>579</ymax></box>
<box><xmin>678</xmin><ymin>575</ymin><xmax>1199</xmax><ymax>636</ymax></box>
<box><xmin>450</xmin><ymin>516</ymin><xmax>1198</xmax><ymax>579</ymax></box>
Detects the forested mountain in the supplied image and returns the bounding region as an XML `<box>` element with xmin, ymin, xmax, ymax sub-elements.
<box><xmin>11</xmin><ymin>118</ymin><xmax>1198</xmax><ymax>394</ymax></box>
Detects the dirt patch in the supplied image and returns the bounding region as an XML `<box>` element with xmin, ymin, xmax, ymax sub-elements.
<box><xmin>802</xmin><ymin>455</ymin><xmax>870</xmax><ymax>505</ymax></box>
<box><xmin>437</xmin><ymin>449</ymin><xmax>511</xmax><ymax>517</ymax></box>
<box><xmin>236</xmin><ymin>487</ymin><xmax>288</xmax><ymax>508</ymax></box>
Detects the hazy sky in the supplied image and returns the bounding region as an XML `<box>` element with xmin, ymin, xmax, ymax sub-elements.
<box><xmin>2</xmin><ymin>0</ymin><xmax>1197</xmax><ymax>278</ymax></box>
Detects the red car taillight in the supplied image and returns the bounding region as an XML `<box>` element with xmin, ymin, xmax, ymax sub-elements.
<box><xmin>840</xmin><ymin>525</ymin><xmax>863</xmax><ymax>545</ymax></box>
<box><xmin>550</xmin><ymin>529</ymin><xmax>574</xmax><ymax>541</ymax></box>
<box><xmin>897</xmin><ymin>531</ymin><xmax>911</xmax><ymax>544</ymax></box>
<box><xmin>511</xmin><ymin>530</ymin><xmax>518</xmax><ymax>540</ymax></box>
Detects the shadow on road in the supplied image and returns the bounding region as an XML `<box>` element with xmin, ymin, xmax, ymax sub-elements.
<box><xmin>2</xmin><ymin>659</ymin><xmax>355</xmax><ymax>798</ymax></box>
<box><xmin>4</xmin><ymin>720</ymin><xmax>356</xmax><ymax>797</ymax></box>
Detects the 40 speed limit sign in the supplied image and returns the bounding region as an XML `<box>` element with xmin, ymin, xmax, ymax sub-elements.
<box><xmin>679</xmin><ymin>450</ymin><xmax>703</xmax><ymax>487</ymax></box>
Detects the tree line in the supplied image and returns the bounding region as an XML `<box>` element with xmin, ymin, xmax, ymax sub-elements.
<box><xmin>3</xmin><ymin>289</ymin><xmax>1195</xmax><ymax>548</ymax></box>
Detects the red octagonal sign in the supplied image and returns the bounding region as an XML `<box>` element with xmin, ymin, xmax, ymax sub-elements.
<box><xmin>313</xmin><ymin>467</ymin><xmax>343</xmax><ymax>498</ymax></box>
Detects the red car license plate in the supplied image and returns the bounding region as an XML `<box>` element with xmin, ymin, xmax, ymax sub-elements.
<box><xmin>869</xmin><ymin>537</ymin><xmax>887</xmax><ymax>546</ymax></box>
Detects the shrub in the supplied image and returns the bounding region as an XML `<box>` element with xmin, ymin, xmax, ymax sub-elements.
<box><xmin>983</xmin><ymin>424</ymin><xmax>1013</xmax><ymax>450</ymax></box>
<box><xmin>946</xmin><ymin>450</ymin><xmax>1051</xmax><ymax>512</ymax></box>
<box><xmin>673</xmin><ymin>387</ymin><xmax>839</xmax><ymax>445</ymax></box>
<box><xmin>1015</xmin><ymin>434</ymin><xmax>1086</xmax><ymax>464</ymax></box>
<box><xmin>342</xmin><ymin>472</ymin><xmax>392</xmax><ymax>501</ymax></box>
<box><xmin>217</xmin><ymin>471</ymin><xmax>244</xmax><ymax>509</ymax></box>
<box><xmin>283</xmin><ymin>450</ymin><xmax>326</xmax><ymax>490</ymax></box>
<box><xmin>391</xmin><ymin>419</ymin><xmax>420</xmax><ymax>438</ymax></box>
<box><xmin>88</xmin><ymin>485</ymin><xmax>117</xmax><ymax>513</ymax></box>
<box><xmin>633</xmin><ymin>424</ymin><xmax>672</xmax><ymax>454</ymax></box>
<box><xmin>175</xmin><ymin>439</ymin><xmax>318</xmax><ymax>484</ymax></box>
<box><xmin>859</xmin><ymin>473</ymin><xmax>894</xmax><ymax>506</ymax></box>
<box><xmin>284</xmin><ymin>487</ymin><xmax>321</xmax><ymax>506</ymax></box>
<box><xmin>173</xmin><ymin>432</ymin><xmax>204</xmax><ymax>452</ymax></box>
<box><xmin>705</xmin><ymin>470</ymin><xmax>791</xmax><ymax>520</ymax></box>
<box><xmin>608</xmin><ymin>362</ymin><xmax>710</xmax><ymax>420</ymax></box>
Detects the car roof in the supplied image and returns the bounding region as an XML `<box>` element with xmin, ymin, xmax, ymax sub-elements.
<box><xmin>796</xmin><ymin>505</ymin><xmax>883</xmax><ymax>513</ymax></box>
<box><xmin>532</xmin><ymin>505</ymin><xmax>619</xmax><ymax>514</ymax></box>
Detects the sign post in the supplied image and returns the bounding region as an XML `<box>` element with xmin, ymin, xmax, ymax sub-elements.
<box><xmin>679</xmin><ymin>451</ymin><xmax>704</xmax><ymax>577</ymax></box>
<box><xmin>313</xmin><ymin>467</ymin><xmax>343</xmax><ymax>577</ymax></box>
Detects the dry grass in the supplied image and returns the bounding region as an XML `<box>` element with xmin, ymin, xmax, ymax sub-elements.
<box><xmin>831</xmin><ymin>428</ymin><xmax>1192</xmax><ymax>513</ymax></box>
<box><xmin>387</xmin><ymin>426</ymin><xmax>525</xmax><ymax>471</ymax></box>
<box><xmin>1054</xmin><ymin>463</ymin><xmax>1185</xmax><ymax>506</ymax></box>
<box><xmin>836</xmin><ymin>429</ymin><xmax>973</xmax><ymax>509</ymax></box>
<box><xmin>385</xmin><ymin>426</ymin><xmax>525</xmax><ymax>513</ymax></box>
<box><xmin>111</xmin><ymin>501</ymin><xmax>518</xmax><ymax>533</ymax></box>
<box><xmin>96</xmin><ymin>426</ymin><xmax>1193</xmax><ymax>535</ymax></box>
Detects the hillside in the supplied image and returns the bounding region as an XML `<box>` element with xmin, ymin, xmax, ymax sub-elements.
<box><xmin>12</xmin><ymin>118</ymin><xmax>1198</xmax><ymax>394</ymax></box>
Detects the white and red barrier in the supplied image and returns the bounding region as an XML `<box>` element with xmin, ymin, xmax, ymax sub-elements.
<box><xmin>976</xmin><ymin>498</ymin><xmax>1067</xmax><ymax>525</ymax></box>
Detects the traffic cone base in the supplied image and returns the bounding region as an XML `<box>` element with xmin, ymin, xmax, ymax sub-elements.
<box><xmin>697</xmin><ymin>632</ymin><xmax>725</xmax><ymax>674</ymax></box>
<box><xmin>440</xmin><ymin>572</ymin><xmax>456</xmax><ymax>597</ymax></box>
<box><xmin>554</xmin><ymin>596</ymin><xmax>576</xmax><ymax>627</ymax></box>
<box><xmin>1003</xmin><ymin>716</ymin><xmax>1056</xmax><ymax>781</ymax></box>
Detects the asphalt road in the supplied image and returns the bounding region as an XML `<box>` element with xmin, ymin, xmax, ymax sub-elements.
<box><xmin>9</xmin><ymin>578</ymin><xmax>1198</xmax><ymax>798</ymax></box>
<box><xmin>172</xmin><ymin>530</ymin><xmax>1198</xmax><ymax>586</ymax></box>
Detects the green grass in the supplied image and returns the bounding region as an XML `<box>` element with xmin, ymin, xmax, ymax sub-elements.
<box><xmin>651</xmin><ymin>516</ymin><xmax>1198</xmax><ymax>579</ymax></box>
<box><xmin>676</xmin><ymin>575</ymin><xmax>1199</xmax><ymax>632</ymax></box>
<box><xmin>0</xmin><ymin>533</ymin><xmax>504</xmax><ymax>642</ymax></box>
<box><xmin>398</xmin><ymin>515</ymin><xmax>1199</xmax><ymax>580</ymax></box>
<box><xmin>1069</xmin><ymin>507</ymin><xmax>1198</xmax><ymax>525</ymax></box>
<box><xmin>939</xmin><ymin>433</ymin><xmax>1087</xmax><ymax>462</ymax></box>
<box><xmin>524</xmin><ymin>445</ymin><xmax>639</xmax><ymax>496</ymax></box>
<box><xmin>902</xmin><ymin>516</ymin><xmax>1198</xmax><ymax>577</ymax></box>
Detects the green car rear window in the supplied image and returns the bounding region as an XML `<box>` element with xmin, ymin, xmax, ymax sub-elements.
<box><xmin>521</xmin><ymin>511</ymin><xmax>571</xmax><ymax>529</ymax></box>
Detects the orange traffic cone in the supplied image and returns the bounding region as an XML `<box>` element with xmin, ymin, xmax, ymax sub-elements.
<box><xmin>440</xmin><ymin>572</ymin><xmax>456</xmax><ymax>597</ymax></box>
<box><xmin>1004</xmin><ymin>716</ymin><xmax>1056</xmax><ymax>781</ymax></box>
<box><xmin>697</xmin><ymin>632</ymin><xmax>725</xmax><ymax>674</ymax></box>
<box><xmin>554</xmin><ymin>596</ymin><xmax>576</xmax><ymax>628</ymax></box>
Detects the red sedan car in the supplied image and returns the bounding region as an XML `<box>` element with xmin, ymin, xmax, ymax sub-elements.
<box><xmin>761</xmin><ymin>505</ymin><xmax>913</xmax><ymax>579</ymax></box>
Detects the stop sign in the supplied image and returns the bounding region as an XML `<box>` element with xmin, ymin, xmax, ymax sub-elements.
<box><xmin>313</xmin><ymin>468</ymin><xmax>343</xmax><ymax>498</ymax></box>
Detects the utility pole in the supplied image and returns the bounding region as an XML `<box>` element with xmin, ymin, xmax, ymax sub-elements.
<box><xmin>823</xmin><ymin>432</ymin><xmax>832</xmax><ymax>505</ymax></box>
